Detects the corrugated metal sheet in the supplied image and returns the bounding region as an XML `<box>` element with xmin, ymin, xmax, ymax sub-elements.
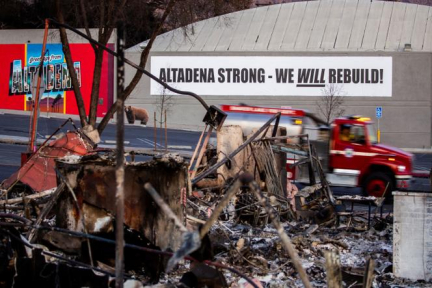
<box><xmin>267</xmin><ymin>4</ymin><xmax>292</xmax><ymax>50</ymax></box>
<box><xmin>281</xmin><ymin>2</ymin><xmax>307</xmax><ymax>50</ymax></box>
<box><xmin>308</xmin><ymin>0</ymin><xmax>332</xmax><ymax>50</ymax></box>
<box><xmin>127</xmin><ymin>0</ymin><xmax>432</xmax><ymax>52</ymax></box>
<box><xmin>1</xmin><ymin>132</ymin><xmax>94</xmax><ymax>193</ymax></box>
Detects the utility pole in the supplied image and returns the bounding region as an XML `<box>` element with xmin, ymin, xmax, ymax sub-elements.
<box><xmin>115</xmin><ymin>23</ymin><xmax>125</xmax><ymax>288</ymax></box>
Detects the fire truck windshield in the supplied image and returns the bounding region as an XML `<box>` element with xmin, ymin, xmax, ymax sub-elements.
<box><xmin>368</xmin><ymin>124</ymin><xmax>378</xmax><ymax>144</ymax></box>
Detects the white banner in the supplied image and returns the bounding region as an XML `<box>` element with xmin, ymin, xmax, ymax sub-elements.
<box><xmin>150</xmin><ymin>56</ymin><xmax>392</xmax><ymax>97</ymax></box>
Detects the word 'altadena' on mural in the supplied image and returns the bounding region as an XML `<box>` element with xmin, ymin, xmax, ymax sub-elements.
<box><xmin>10</xmin><ymin>60</ymin><xmax>82</xmax><ymax>95</ymax></box>
<box><xmin>159</xmin><ymin>67</ymin><xmax>384</xmax><ymax>86</ymax></box>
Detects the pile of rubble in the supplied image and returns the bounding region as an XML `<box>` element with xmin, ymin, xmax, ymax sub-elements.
<box><xmin>0</xmin><ymin>116</ymin><xmax>430</xmax><ymax>288</ymax></box>
<box><xmin>187</xmin><ymin>201</ymin><xmax>395</xmax><ymax>287</ymax></box>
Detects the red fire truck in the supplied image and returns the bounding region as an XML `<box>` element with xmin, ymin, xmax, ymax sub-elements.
<box><xmin>220</xmin><ymin>105</ymin><xmax>413</xmax><ymax>197</ymax></box>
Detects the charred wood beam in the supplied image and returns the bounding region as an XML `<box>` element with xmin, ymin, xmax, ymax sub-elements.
<box><xmin>0</xmin><ymin>189</ymin><xmax>56</xmax><ymax>205</ymax></box>
<box><xmin>27</xmin><ymin>182</ymin><xmax>65</xmax><ymax>242</ymax></box>
<box><xmin>144</xmin><ymin>183</ymin><xmax>188</xmax><ymax>233</ymax></box>
<box><xmin>325</xmin><ymin>251</ymin><xmax>342</xmax><ymax>288</ymax></box>
<box><xmin>310</xmin><ymin>149</ymin><xmax>336</xmax><ymax>206</ymax></box>
<box><xmin>362</xmin><ymin>258</ymin><xmax>375</xmax><ymax>288</ymax></box>
<box><xmin>251</xmin><ymin>141</ymin><xmax>285</xmax><ymax>199</ymax></box>
<box><xmin>199</xmin><ymin>180</ymin><xmax>241</xmax><ymax>239</ymax></box>
<box><xmin>271</xmin><ymin>114</ymin><xmax>281</xmax><ymax>137</ymax></box>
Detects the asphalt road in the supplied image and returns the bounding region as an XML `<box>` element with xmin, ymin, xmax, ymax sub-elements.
<box><xmin>0</xmin><ymin>113</ymin><xmax>430</xmax><ymax>194</ymax></box>
<box><xmin>0</xmin><ymin>143</ymin><xmax>27</xmax><ymax>182</ymax></box>
<box><xmin>0</xmin><ymin>113</ymin><xmax>202</xmax><ymax>150</ymax></box>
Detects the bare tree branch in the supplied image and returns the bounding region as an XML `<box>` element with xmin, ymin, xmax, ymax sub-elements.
<box><xmin>88</xmin><ymin>0</ymin><xmax>128</xmax><ymax>127</ymax></box>
<box><xmin>99</xmin><ymin>0</ymin><xmax>105</xmax><ymax>36</ymax></box>
<box><xmin>316</xmin><ymin>84</ymin><xmax>346</xmax><ymax>125</ymax></box>
<box><xmin>55</xmin><ymin>0</ymin><xmax>88</xmax><ymax>128</ymax></box>
<box><xmin>97</xmin><ymin>0</ymin><xmax>176</xmax><ymax>134</ymax></box>
<box><xmin>79</xmin><ymin>0</ymin><xmax>96</xmax><ymax>52</ymax></box>
<box><xmin>155</xmin><ymin>87</ymin><xmax>175</xmax><ymax>129</ymax></box>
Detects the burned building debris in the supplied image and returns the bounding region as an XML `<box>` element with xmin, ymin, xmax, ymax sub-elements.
<box><xmin>0</xmin><ymin>114</ymin><xmax>429</xmax><ymax>288</ymax></box>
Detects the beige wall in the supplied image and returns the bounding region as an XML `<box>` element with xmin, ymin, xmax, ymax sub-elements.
<box><xmin>124</xmin><ymin>51</ymin><xmax>432</xmax><ymax>148</ymax></box>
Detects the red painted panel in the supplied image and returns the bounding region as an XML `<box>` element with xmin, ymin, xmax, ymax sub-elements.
<box><xmin>0</xmin><ymin>43</ymin><xmax>114</xmax><ymax>117</ymax></box>
<box><xmin>0</xmin><ymin>45</ymin><xmax>26</xmax><ymax>110</ymax></box>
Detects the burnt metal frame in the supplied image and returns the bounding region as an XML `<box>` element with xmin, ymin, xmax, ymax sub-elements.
<box><xmin>191</xmin><ymin>113</ymin><xmax>282</xmax><ymax>185</ymax></box>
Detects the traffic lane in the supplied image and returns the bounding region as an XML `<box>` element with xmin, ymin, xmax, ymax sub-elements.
<box><xmin>0</xmin><ymin>114</ymin><xmax>202</xmax><ymax>150</ymax></box>
<box><xmin>413</xmin><ymin>153</ymin><xmax>432</xmax><ymax>172</ymax></box>
<box><xmin>123</xmin><ymin>125</ymin><xmax>201</xmax><ymax>149</ymax></box>
<box><xmin>0</xmin><ymin>114</ymin><xmax>73</xmax><ymax>138</ymax></box>
<box><xmin>0</xmin><ymin>165</ymin><xmax>21</xmax><ymax>183</ymax></box>
<box><xmin>0</xmin><ymin>143</ymin><xmax>27</xmax><ymax>182</ymax></box>
<box><xmin>1</xmin><ymin>112</ymin><xmax>430</xmax><ymax>156</ymax></box>
<box><xmin>0</xmin><ymin>143</ymin><xmax>26</xmax><ymax>166</ymax></box>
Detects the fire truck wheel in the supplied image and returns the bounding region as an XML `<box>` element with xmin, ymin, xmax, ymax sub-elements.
<box><xmin>363</xmin><ymin>172</ymin><xmax>394</xmax><ymax>198</ymax></box>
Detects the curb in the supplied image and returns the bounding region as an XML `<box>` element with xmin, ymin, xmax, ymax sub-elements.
<box><xmin>402</xmin><ymin>148</ymin><xmax>432</xmax><ymax>154</ymax></box>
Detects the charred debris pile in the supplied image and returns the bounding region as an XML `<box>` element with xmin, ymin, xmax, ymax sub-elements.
<box><xmin>0</xmin><ymin>118</ymin><xmax>427</xmax><ymax>288</ymax></box>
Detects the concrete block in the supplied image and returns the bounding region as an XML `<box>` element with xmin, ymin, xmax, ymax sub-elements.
<box><xmin>393</xmin><ymin>191</ymin><xmax>432</xmax><ymax>281</ymax></box>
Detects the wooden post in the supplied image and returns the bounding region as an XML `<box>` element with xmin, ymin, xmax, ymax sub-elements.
<box><xmin>115</xmin><ymin>23</ymin><xmax>126</xmax><ymax>288</ymax></box>
<box><xmin>154</xmin><ymin>111</ymin><xmax>157</xmax><ymax>151</ymax></box>
<box><xmin>325</xmin><ymin>251</ymin><xmax>342</xmax><ymax>288</ymax></box>
<box><xmin>190</xmin><ymin>126</ymin><xmax>213</xmax><ymax>179</ymax></box>
<box><xmin>189</xmin><ymin>125</ymin><xmax>207</xmax><ymax>171</ymax></box>
<box><xmin>362</xmin><ymin>258</ymin><xmax>375</xmax><ymax>288</ymax></box>
<box><xmin>165</xmin><ymin>110</ymin><xmax>167</xmax><ymax>152</ymax></box>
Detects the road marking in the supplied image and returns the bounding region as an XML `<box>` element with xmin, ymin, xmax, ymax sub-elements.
<box><xmin>137</xmin><ymin>138</ymin><xmax>164</xmax><ymax>148</ymax></box>
<box><xmin>168</xmin><ymin>145</ymin><xmax>192</xmax><ymax>150</ymax></box>
<box><xmin>104</xmin><ymin>140</ymin><xmax>130</xmax><ymax>144</ymax></box>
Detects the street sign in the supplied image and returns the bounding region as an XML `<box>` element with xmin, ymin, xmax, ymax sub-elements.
<box><xmin>376</xmin><ymin>106</ymin><xmax>382</xmax><ymax>119</ymax></box>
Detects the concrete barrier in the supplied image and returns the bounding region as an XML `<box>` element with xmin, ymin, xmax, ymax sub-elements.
<box><xmin>393</xmin><ymin>191</ymin><xmax>432</xmax><ymax>281</ymax></box>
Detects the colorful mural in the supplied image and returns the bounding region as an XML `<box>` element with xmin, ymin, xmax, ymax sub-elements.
<box><xmin>0</xmin><ymin>43</ymin><xmax>114</xmax><ymax>117</ymax></box>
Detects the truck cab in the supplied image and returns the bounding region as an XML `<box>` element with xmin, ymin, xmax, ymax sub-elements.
<box><xmin>328</xmin><ymin>116</ymin><xmax>413</xmax><ymax>197</ymax></box>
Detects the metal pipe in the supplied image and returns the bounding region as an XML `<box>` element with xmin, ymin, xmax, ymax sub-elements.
<box><xmin>29</xmin><ymin>19</ymin><xmax>49</xmax><ymax>152</ymax></box>
<box><xmin>262</xmin><ymin>134</ymin><xmax>309</xmax><ymax>141</ymax></box>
